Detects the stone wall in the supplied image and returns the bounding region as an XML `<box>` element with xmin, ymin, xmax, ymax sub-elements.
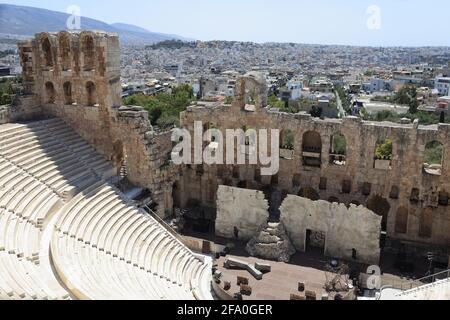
<box><xmin>215</xmin><ymin>186</ymin><xmax>269</xmax><ymax>241</ymax></box>
<box><xmin>178</xmin><ymin>72</ymin><xmax>450</xmax><ymax>253</ymax></box>
<box><xmin>280</xmin><ymin>195</ymin><xmax>382</xmax><ymax>265</ymax></box>
<box><xmin>13</xmin><ymin>31</ymin><xmax>177</xmax><ymax>218</ymax></box>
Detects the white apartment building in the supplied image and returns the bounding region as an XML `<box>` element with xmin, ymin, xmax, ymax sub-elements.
<box><xmin>435</xmin><ymin>77</ymin><xmax>450</xmax><ymax>96</ymax></box>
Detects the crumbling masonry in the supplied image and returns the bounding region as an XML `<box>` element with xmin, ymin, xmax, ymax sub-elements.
<box><xmin>1</xmin><ymin>31</ymin><xmax>449</xmax><ymax>263</ymax></box>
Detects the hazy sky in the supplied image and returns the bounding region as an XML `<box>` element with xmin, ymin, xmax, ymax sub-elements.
<box><xmin>2</xmin><ymin>0</ymin><xmax>450</xmax><ymax>46</ymax></box>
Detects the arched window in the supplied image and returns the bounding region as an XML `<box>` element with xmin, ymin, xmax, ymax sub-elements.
<box><xmin>302</xmin><ymin>131</ymin><xmax>322</xmax><ymax>168</ymax></box>
<box><xmin>59</xmin><ymin>33</ymin><xmax>71</xmax><ymax>71</ymax></box>
<box><xmin>423</xmin><ymin>141</ymin><xmax>444</xmax><ymax>176</ymax></box>
<box><xmin>86</xmin><ymin>81</ymin><xmax>97</xmax><ymax>106</ymax></box>
<box><xmin>419</xmin><ymin>208</ymin><xmax>433</xmax><ymax>238</ymax></box>
<box><xmin>82</xmin><ymin>35</ymin><xmax>95</xmax><ymax>71</ymax></box>
<box><xmin>395</xmin><ymin>206</ymin><xmax>408</xmax><ymax>234</ymax></box>
<box><xmin>41</xmin><ymin>37</ymin><xmax>53</xmax><ymax>68</ymax></box>
<box><xmin>330</xmin><ymin>133</ymin><xmax>347</xmax><ymax>165</ymax></box>
<box><xmin>280</xmin><ymin>129</ymin><xmax>295</xmax><ymax>160</ymax></box>
<box><xmin>45</xmin><ymin>82</ymin><xmax>56</xmax><ymax>104</ymax></box>
<box><xmin>367</xmin><ymin>195</ymin><xmax>391</xmax><ymax>232</ymax></box>
<box><xmin>63</xmin><ymin>82</ymin><xmax>73</xmax><ymax>105</ymax></box>
<box><xmin>374</xmin><ymin>138</ymin><xmax>393</xmax><ymax>170</ymax></box>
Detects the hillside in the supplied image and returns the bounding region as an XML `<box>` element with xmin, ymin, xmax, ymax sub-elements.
<box><xmin>0</xmin><ymin>4</ymin><xmax>189</xmax><ymax>45</ymax></box>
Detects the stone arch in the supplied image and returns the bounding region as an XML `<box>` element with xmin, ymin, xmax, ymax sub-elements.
<box><xmin>59</xmin><ymin>32</ymin><xmax>71</xmax><ymax>71</ymax></box>
<box><xmin>302</xmin><ymin>131</ymin><xmax>322</xmax><ymax>168</ymax></box>
<box><xmin>374</xmin><ymin>138</ymin><xmax>393</xmax><ymax>170</ymax></box>
<box><xmin>280</xmin><ymin>129</ymin><xmax>294</xmax><ymax>150</ymax></box>
<box><xmin>423</xmin><ymin>140</ymin><xmax>444</xmax><ymax>176</ymax></box>
<box><xmin>112</xmin><ymin>140</ymin><xmax>125</xmax><ymax>167</ymax></box>
<box><xmin>235</xmin><ymin>72</ymin><xmax>267</xmax><ymax>110</ymax></box>
<box><xmin>81</xmin><ymin>34</ymin><xmax>95</xmax><ymax>71</ymax></box>
<box><xmin>172</xmin><ymin>181</ymin><xmax>181</xmax><ymax>209</ymax></box>
<box><xmin>41</xmin><ymin>37</ymin><xmax>53</xmax><ymax>68</ymax></box>
<box><xmin>367</xmin><ymin>195</ymin><xmax>391</xmax><ymax>232</ymax></box>
<box><xmin>63</xmin><ymin>81</ymin><xmax>73</xmax><ymax>105</ymax></box>
<box><xmin>298</xmin><ymin>187</ymin><xmax>320</xmax><ymax>201</ymax></box>
<box><xmin>419</xmin><ymin>208</ymin><xmax>433</xmax><ymax>238</ymax></box>
<box><xmin>86</xmin><ymin>81</ymin><xmax>97</xmax><ymax>106</ymax></box>
<box><xmin>395</xmin><ymin>206</ymin><xmax>408</xmax><ymax>234</ymax></box>
<box><xmin>45</xmin><ymin>81</ymin><xmax>56</xmax><ymax>104</ymax></box>
<box><xmin>329</xmin><ymin>133</ymin><xmax>347</xmax><ymax>165</ymax></box>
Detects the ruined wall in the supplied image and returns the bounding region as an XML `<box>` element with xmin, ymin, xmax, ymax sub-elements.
<box><xmin>280</xmin><ymin>195</ymin><xmax>382</xmax><ymax>265</ymax></box>
<box><xmin>215</xmin><ymin>185</ymin><xmax>269</xmax><ymax>241</ymax></box>
<box><xmin>178</xmin><ymin>72</ymin><xmax>450</xmax><ymax>253</ymax></box>
<box><xmin>15</xmin><ymin>31</ymin><xmax>176</xmax><ymax>218</ymax></box>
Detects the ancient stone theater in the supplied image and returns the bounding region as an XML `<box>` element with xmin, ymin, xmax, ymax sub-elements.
<box><xmin>0</xmin><ymin>30</ymin><xmax>448</xmax><ymax>300</ymax></box>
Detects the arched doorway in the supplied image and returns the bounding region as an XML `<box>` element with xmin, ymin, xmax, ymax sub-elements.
<box><xmin>45</xmin><ymin>82</ymin><xmax>56</xmax><ymax>104</ymax></box>
<box><xmin>367</xmin><ymin>195</ymin><xmax>391</xmax><ymax>232</ymax></box>
<box><xmin>41</xmin><ymin>37</ymin><xmax>53</xmax><ymax>68</ymax></box>
<box><xmin>82</xmin><ymin>35</ymin><xmax>95</xmax><ymax>71</ymax></box>
<box><xmin>86</xmin><ymin>81</ymin><xmax>97</xmax><ymax>106</ymax></box>
<box><xmin>395</xmin><ymin>206</ymin><xmax>408</xmax><ymax>234</ymax></box>
<box><xmin>302</xmin><ymin>131</ymin><xmax>322</xmax><ymax>168</ymax></box>
<box><xmin>63</xmin><ymin>82</ymin><xmax>73</xmax><ymax>105</ymax></box>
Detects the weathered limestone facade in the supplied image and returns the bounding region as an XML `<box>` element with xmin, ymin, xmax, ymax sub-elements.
<box><xmin>12</xmin><ymin>31</ymin><xmax>177</xmax><ymax>217</ymax></box>
<box><xmin>215</xmin><ymin>185</ymin><xmax>269</xmax><ymax>241</ymax></box>
<box><xmin>178</xmin><ymin>73</ymin><xmax>450</xmax><ymax>261</ymax></box>
<box><xmin>5</xmin><ymin>31</ymin><xmax>449</xmax><ymax>262</ymax></box>
<box><xmin>280</xmin><ymin>195</ymin><xmax>382</xmax><ymax>265</ymax></box>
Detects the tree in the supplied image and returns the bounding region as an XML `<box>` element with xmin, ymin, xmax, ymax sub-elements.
<box><xmin>310</xmin><ymin>105</ymin><xmax>323</xmax><ymax>118</ymax></box>
<box><xmin>268</xmin><ymin>94</ymin><xmax>285</xmax><ymax>109</ymax></box>
<box><xmin>393</xmin><ymin>85</ymin><xmax>418</xmax><ymax>114</ymax></box>
<box><xmin>123</xmin><ymin>84</ymin><xmax>194</xmax><ymax>128</ymax></box>
<box><xmin>375</xmin><ymin>139</ymin><xmax>393</xmax><ymax>160</ymax></box>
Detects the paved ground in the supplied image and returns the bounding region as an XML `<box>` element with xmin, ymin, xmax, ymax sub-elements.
<box><xmin>217</xmin><ymin>251</ymin><xmax>333</xmax><ymax>300</ymax></box>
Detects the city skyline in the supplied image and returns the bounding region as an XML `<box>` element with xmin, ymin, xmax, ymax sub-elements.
<box><xmin>1</xmin><ymin>0</ymin><xmax>450</xmax><ymax>47</ymax></box>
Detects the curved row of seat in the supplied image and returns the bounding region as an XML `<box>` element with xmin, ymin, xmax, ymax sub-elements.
<box><xmin>52</xmin><ymin>182</ymin><xmax>212</xmax><ymax>300</ymax></box>
<box><xmin>0</xmin><ymin>118</ymin><xmax>115</xmax><ymax>200</ymax></box>
<box><xmin>0</xmin><ymin>118</ymin><xmax>212</xmax><ymax>300</ymax></box>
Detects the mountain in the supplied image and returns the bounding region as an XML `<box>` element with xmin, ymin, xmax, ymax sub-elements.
<box><xmin>0</xmin><ymin>4</ymin><xmax>190</xmax><ymax>45</ymax></box>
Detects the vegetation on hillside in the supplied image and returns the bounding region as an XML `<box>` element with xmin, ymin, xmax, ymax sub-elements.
<box><xmin>335</xmin><ymin>85</ymin><xmax>351</xmax><ymax>111</ymax></box>
<box><xmin>123</xmin><ymin>84</ymin><xmax>194</xmax><ymax>128</ymax></box>
<box><xmin>147</xmin><ymin>40</ymin><xmax>196</xmax><ymax>50</ymax></box>
<box><xmin>372</xmin><ymin>85</ymin><xmax>419</xmax><ymax>114</ymax></box>
<box><xmin>369</xmin><ymin>110</ymin><xmax>450</xmax><ymax>125</ymax></box>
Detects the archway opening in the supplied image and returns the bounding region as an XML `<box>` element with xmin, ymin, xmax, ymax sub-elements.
<box><xmin>280</xmin><ymin>129</ymin><xmax>295</xmax><ymax>160</ymax></box>
<box><xmin>395</xmin><ymin>206</ymin><xmax>408</xmax><ymax>234</ymax></box>
<box><xmin>59</xmin><ymin>33</ymin><xmax>71</xmax><ymax>71</ymax></box>
<box><xmin>329</xmin><ymin>133</ymin><xmax>347</xmax><ymax>165</ymax></box>
<box><xmin>86</xmin><ymin>81</ymin><xmax>97</xmax><ymax>106</ymax></box>
<box><xmin>45</xmin><ymin>82</ymin><xmax>56</xmax><ymax>104</ymax></box>
<box><xmin>82</xmin><ymin>35</ymin><xmax>95</xmax><ymax>71</ymax></box>
<box><xmin>423</xmin><ymin>141</ymin><xmax>444</xmax><ymax>176</ymax></box>
<box><xmin>419</xmin><ymin>208</ymin><xmax>433</xmax><ymax>238</ymax></box>
<box><xmin>63</xmin><ymin>82</ymin><xmax>73</xmax><ymax>105</ymax></box>
<box><xmin>41</xmin><ymin>37</ymin><xmax>53</xmax><ymax>68</ymax></box>
<box><xmin>374</xmin><ymin>138</ymin><xmax>393</xmax><ymax>170</ymax></box>
<box><xmin>367</xmin><ymin>195</ymin><xmax>390</xmax><ymax>232</ymax></box>
<box><xmin>302</xmin><ymin>131</ymin><xmax>322</xmax><ymax>168</ymax></box>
